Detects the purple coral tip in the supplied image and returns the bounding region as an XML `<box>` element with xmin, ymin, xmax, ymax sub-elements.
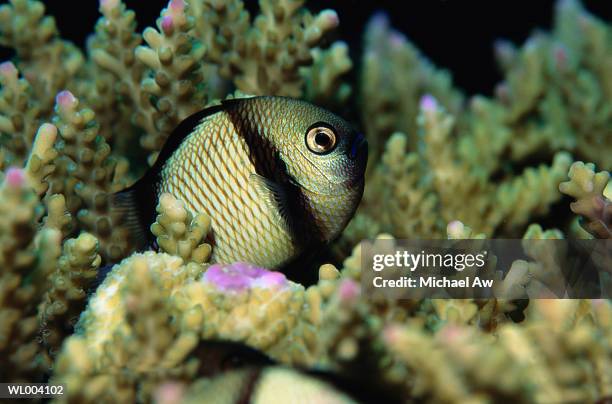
<box><xmin>169</xmin><ymin>0</ymin><xmax>184</xmax><ymax>11</ymax></box>
<box><xmin>419</xmin><ymin>94</ymin><xmax>438</xmax><ymax>113</ymax></box>
<box><xmin>0</xmin><ymin>61</ymin><xmax>18</xmax><ymax>79</ymax></box>
<box><xmin>319</xmin><ymin>9</ymin><xmax>339</xmax><ymax>29</ymax></box>
<box><xmin>161</xmin><ymin>15</ymin><xmax>174</xmax><ymax>32</ymax></box>
<box><xmin>447</xmin><ymin>220</ymin><xmax>464</xmax><ymax>235</ymax></box>
<box><xmin>338</xmin><ymin>279</ymin><xmax>361</xmax><ymax>304</ymax></box>
<box><xmin>5</xmin><ymin>167</ymin><xmax>26</xmax><ymax>188</ymax></box>
<box><xmin>202</xmin><ymin>262</ymin><xmax>288</xmax><ymax>292</ymax></box>
<box><xmin>56</xmin><ymin>90</ymin><xmax>77</xmax><ymax>110</ymax></box>
<box><xmin>389</xmin><ymin>31</ymin><xmax>407</xmax><ymax>48</ymax></box>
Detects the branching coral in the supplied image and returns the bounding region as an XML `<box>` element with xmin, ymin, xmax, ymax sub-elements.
<box><xmin>135</xmin><ymin>0</ymin><xmax>206</xmax><ymax>161</ymax></box>
<box><xmin>343</xmin><ymin>99</ymin><xmax>573</xmax><ymax>244</ymax></box>
<box><xmin>38</xmin><ymin>233</ymin><xmax>101</xmax><ymax>356</ymax></box>
<box><xmin>0</xmin><ymin>0</ymin><xmax>83</xmax><ymax>115</ymax></box>
<box><xmin>151</xmin><ymin>193</ymin><xmax>212</xmax><ymax>264</ymax></box>
<box><xmin>349</xmin><ymin>0</ymin><xmax>610</xmax><ymax>243</ymax></box>
<box><xmin>560</xmin><ymin>161</ymin><xmax>611</xmax><ymax>239</ymax></box>
<box><xmin>53</xmin><ymin>234</ymin><xmax>612</xmax><ymax>402</ymax></box>
<box><xmin>0</xmin><ymin>61</ymin><xmax>42</xmax><ymax>168</ymax></box>
<box><xmin>359</xmin><ymin>13</ymin><xmax>463</xmax><ymax>164</ymax></box>
<box><xmin>0</xmin><ymin>168</ymin><xmax>47</xmax><ymax>381</ymax></box>
<box><xmin>24</xmin><ymin>122</ymin><xmax>58</xmax><ymax>197</ymax></box>
<box><xmin>52</xmin><ymin>252</ymin><xmax>203</xmax><ymax>403</ymax></box>
<box><xmin>494</xmin><ymin>0</ymin><xmax>612</xmax><ymax>168</ymax></box>
<box><xmin>383</xmin><ymin>299</ymin><xmax>612</xmax><ymax>403</ymax></box>
<box><xmin>196</xmin><ymin>0</ymin><xmax>344</xmax><ymax>98</ymax></box>
<box><xmin>52</xmin><ymin>90</ymin><xmax>132</xmax><ymax>261</ymax></box>
<box><xmin>0</xmin><ymin>0</ymin><xmax>610</xmax><ymax>402</ymax></box>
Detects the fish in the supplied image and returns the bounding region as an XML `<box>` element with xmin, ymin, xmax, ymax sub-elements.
<box><xmin>156</xmin><ymin>340</ymin><xmax>400</xmax><ymax>404</ymax></box>
<box><xmin>115</xmin><ymin>96</ymin><xmax>368</xmax><ymax>269</ymax></box>
<box><xmin>180</xmin><ymin>367</ymin><xmax>361</xmax><ymax>404</ymax></box>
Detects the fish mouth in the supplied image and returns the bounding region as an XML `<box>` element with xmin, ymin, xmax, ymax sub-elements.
<box><xmin>349</xmin><ymin>132</ymin><xmax>368</xmax><ymax>161</ymax></box>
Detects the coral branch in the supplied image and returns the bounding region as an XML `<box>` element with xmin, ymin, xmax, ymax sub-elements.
<box><xmin>39</xmin><ymin>233</ymin><xmax>101</xmax><ymax>356</ymax></box>
<box><xmin>151</xmin><ymin>193</ymin><xmax>212</xmax><ymax>264</ymax></box>
<box><xmin>0</xmin><ymin>168</ymin><xmax>47</xmax><ymax>380</ymax></box>
<box><xmin>0</xmin><ymin>0</ymin><xmax>83</xmax><ymax>114</ymax></box>
<box><xmin>197</xmin><ymin>0</ymin><xmax>341</xmax><ymax>98</ymax></box>
<box><xmin>136</xmin><ymin>0</ymin><xmax>206</xmax><ymax>164</ymax></box>
<box><xmin>52</xmin><ymin>90</ymin><xmax>132</xmax><ymax>261</ymax></box>
<box><xmin>559</xmin><ymin>161</ymin><xmax>611</xmax><ymax>238</ymax></box>
<box><xmin>0</xmin><ymin>61</ymin><xmax>42</xmax><ymax>167</ymax></box>
<box><xmin>24</xmin><ymin>123</ymin><xmax>57</xmax><ymax>197</ymax></box>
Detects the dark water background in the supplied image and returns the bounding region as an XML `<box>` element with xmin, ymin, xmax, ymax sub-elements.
<box><xmin>0</xmin><ymin>0</ymin><xmax>608</xmax><ymax>97</ymax></box>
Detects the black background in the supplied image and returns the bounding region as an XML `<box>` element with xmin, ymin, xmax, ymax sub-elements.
<box><xmin>1</xmin><ymin>0</ymin><xmax>611</xmax><ymax>96</ymax></box>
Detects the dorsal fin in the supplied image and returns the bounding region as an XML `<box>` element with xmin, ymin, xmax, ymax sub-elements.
<box><xmin>149</xmin><ymin>103</ymin><xmax>227</xmax><ymax>173</ymax></box>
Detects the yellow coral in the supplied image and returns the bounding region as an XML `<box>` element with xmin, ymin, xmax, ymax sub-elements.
<box><xmin>560</xmin><ymin>161</ymin><xmax>611</xmax><ymax>238</ymax></box>
<box><xmin>151</xmin><ymin>193</ymin><xmax>212</xmax><ymax>264</ymax></box>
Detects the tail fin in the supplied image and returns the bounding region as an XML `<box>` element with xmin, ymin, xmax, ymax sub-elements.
<box><xmin>112</xmin><ymin>183</ymin><xmax>152</xmax><ymax>251</ymax></box>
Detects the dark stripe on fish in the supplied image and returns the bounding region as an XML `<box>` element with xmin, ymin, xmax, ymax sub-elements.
<box><xmin>237</xmin><ymin>367</ymin><xmax>264</xmax><ymax>404</ymax></box>
<box><xmin>223</xmin><ymin>103</ymin><xmax>326</xmax><ymax>249</ymax></box>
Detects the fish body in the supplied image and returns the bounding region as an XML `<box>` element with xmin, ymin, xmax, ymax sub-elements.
<box><xmin>117</xmin><ymin>96</ymin><xmax>367</xmax><ymax>268</ymax></box>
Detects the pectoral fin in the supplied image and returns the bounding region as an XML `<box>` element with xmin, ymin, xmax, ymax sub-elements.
<box><xmin>249</xmin><ymin>173</ymin><xmax>294</xmax><ymax>232</ymax></box>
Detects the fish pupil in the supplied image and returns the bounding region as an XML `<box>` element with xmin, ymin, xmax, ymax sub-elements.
<box><xmin>315</xmin><ymin>132</ymin><xmax>331</xmax><ymax>148</ymax></box>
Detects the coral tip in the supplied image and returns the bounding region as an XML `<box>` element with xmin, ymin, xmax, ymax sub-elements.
<box><xmin>5</xmin><ymin>167</ymin><xmax>26</xmax><ymax>188</ymax></box>
<box><xmin>202</xmin><ymin>262</ymin><xmax>288</xmax><ymax>292</ymax></box>
<box><xmin>419</xmin><ymin>94</ymin><xmax>438</xmax><ymax>112</ymax></box>
<box><xmin>56</xmin><ymin>90</ymin><xmax>77</xmax><ymax>110</ymax></box>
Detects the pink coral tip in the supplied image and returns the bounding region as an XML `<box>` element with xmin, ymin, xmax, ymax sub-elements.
<box><xmin>446</xmin><ymin>220</ymin><xmax>464</xmax><ymax>236</ymax></box>
<box><xmin>438</xmin><ymin>325</ymin><xmax>464</xmax><ymax>343</ymax></box>
<box><xmin>5</xmin><ymin>167</ymin><xmax>26</xmax><ymax>188</ymax></box>
<box><xmin>419</xmin><ymin>94</ymin><xmax>438</xmax><ymax>113</ymax></box>
<box><xmin>202</xmin><ymin>262</ymin><xmax>287</xmax><ymax>292</ymax></box>
<box><xmin>154</xmin><ymin>381</ymin><xmax>185</xmax><ymax>404</ymax></box>
<box><xmin>553</xmin><ymin>45</ymin><xmax>568</xmax><ymax>71</ymax></box>
<box><xmin>56</xmin><ymin>90</ymin><xmax>77</xmax><ymax>110</ymax></box>
<box><xmin>389</xmin><ymin>31</ymin><xmax>407</xmax><ymax>48</ymax></box>
<box><xmin>0</xmin><ymin>61</ymin><xmax>18</xmax><ymax>80</ymax></box>
<box><xmin>161</xmin><ymin>15</ymin><xmax>174</xmax><ymax>32</ymax></box>
<box><xmin>38</xmin><ymin>123</ymin><xmax>58</xmax><ymax>140</ymax></box>
<box><xmin>338</xmin><ymin>279</ymin><xmax>361</xmax><ymax>303</ymax></box>
<box><xmin>319</xmin><ymin>9</ymin><xmax>339</xmax><ymax>29</ymax></box>
<box><xmin>169</xmin><ymin>0</ymin><xmax>184</xmax><ymax>11</ymax></box>
<box><xmin>382</xmin><ymin>324</ymin><xmax>403</xmax><ymax>345</ymax></box>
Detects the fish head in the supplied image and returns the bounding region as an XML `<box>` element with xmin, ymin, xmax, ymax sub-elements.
<box><xmin>269</xmin><ymin>98</ymin><xmax>368</xmax><ymax>196</ymax></box>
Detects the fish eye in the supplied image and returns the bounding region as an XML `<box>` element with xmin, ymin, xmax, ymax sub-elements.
<box><xmin>306</xmin><ymin>125</ymin><xmax>337</xmax><ymax>154</ymax></box>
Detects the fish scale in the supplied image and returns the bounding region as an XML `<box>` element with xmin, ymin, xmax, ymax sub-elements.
<box><xmin>160</xmin><ymin>113</ymin><xmax>297</xmax><ymax>266</ymax></box>
<box><xmin>113</xmin><ymin>96</ymin><xmax>367</xmax><ymax>269</ymax></box>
